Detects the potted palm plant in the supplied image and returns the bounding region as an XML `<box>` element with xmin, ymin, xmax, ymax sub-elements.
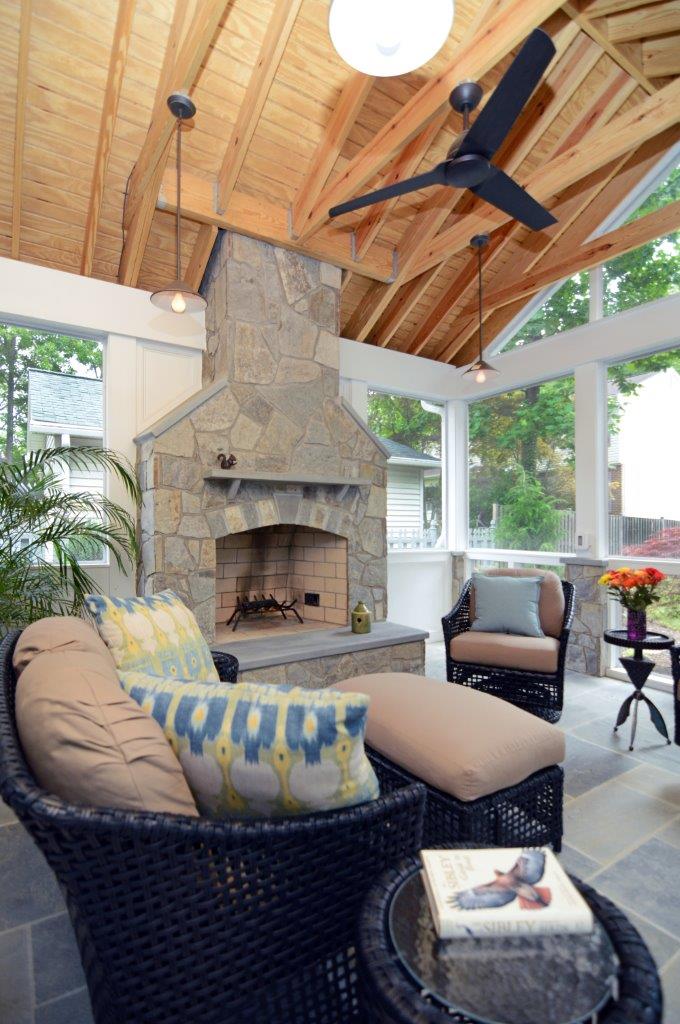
<box><xmin>0</xmin><ymin>446</ymin><xmax>140</xmax><ymax>630</ymax></box>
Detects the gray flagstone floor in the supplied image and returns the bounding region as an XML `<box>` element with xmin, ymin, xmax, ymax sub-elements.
<box><xmin>426</xmin><ymin>641</ymin><xmax>680</xmax><ymax>1024</ymax></box>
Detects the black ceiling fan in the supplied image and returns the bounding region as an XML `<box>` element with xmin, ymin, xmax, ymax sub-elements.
<box><xmin>329</xmin><ymin>29</ymin><xmax>558</xmax><ymax>232</ymax></box>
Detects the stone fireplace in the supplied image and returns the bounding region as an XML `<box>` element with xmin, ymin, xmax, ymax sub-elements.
<box><xmin>135</xmin><ymin>231</ymin><xmax>391</xmax><ymax>646</ymax></box>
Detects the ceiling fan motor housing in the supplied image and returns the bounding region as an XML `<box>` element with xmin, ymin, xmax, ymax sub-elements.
<box><xmin>444</xmin><ymin>153</ymin><xmax>492</xmax><ymax>188</ymax></box>
<box><xmin>450</xmin><ymin>81</ymin><xmax>483</xmax><ymax>114</ymax></box>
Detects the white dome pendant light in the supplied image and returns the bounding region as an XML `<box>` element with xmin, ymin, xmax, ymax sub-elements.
<box><xmin>329</xmin><ymin>0</ymin><xmax>454</xmax><ymax>77</ymax></box>
<box><xmin>151</xmin><ymin>93</ymin><xmax>207</xmax><ymax>315</ymax></box>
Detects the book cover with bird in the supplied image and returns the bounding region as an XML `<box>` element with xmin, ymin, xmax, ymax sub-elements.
<box><xmin>420</xmin><ymin>848</ymin><xmax>593</xmax><ymax>938</ymax></box>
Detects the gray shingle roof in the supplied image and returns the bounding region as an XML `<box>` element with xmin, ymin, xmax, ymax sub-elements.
<box><xmin>377</xmin><ymin>436</ymin><xmax>440</xmax><ymax>464</ymax></box>
<box><xmin>28</xmin><ymin>369</ymin><xmax>103</xmax><ymax>431</ymax></box>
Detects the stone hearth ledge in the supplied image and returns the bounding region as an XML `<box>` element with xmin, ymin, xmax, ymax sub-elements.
<box><xmin>213</xmin><ymin>621</ymin><xmax>428</xmax><ymax>688</ymax></box>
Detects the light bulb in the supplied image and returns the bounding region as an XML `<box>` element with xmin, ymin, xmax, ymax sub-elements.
<box><xmin>475</xmin><ymin>368</ymin><xmax>487</xmax><ymax>384</ymax></box>
<box><xmin>171</xmin><ymin>291</ymin><xmax>187</xmax><ymax>314</ymax></box>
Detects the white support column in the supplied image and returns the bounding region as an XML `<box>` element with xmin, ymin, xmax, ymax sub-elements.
<box><xmin>339</xmin><ymin>377</ymin><xmax>369</xmax><ymax>421</ymax></box>
<box><xmin>589</xmin><ymin>266</ymin><xmax>603</xmax><ymax>322</ymax></box>
<box><xmin>100</xmin><ymin>334</ymin><xmax>139</xmax><ymax>598</ymax></box>
<box><xmin>574</xmin><ymin>361</ymin><xmax>609</xmax><ymax>558</ymax></box>
<box><xmin>444</xmin><ymin>399</ymin><xmax>468</xmax><ymax>552</ymax></box>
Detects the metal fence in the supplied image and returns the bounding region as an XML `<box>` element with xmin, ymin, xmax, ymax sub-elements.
<box><xmin>469</xmin><ymin>511</ymin><xmax>680</xmax><ymax>554</ymax></box>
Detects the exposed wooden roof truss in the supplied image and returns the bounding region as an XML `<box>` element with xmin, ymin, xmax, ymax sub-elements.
<box><xmin>3</xmin><ymin>0</ymin><xmax>679</xmax><ymax>366</ymax></box>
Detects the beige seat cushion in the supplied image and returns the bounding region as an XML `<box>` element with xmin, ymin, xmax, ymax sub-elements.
<box><xmin>470</xmin><ymin>569</ymin><xmax>565</xmax><ymax>639</ymax></box>
<box><xmin>335</xmin><ymin>673</ymin><xmax>564</xmax><ymax>802</ymax></box>
<box><xmin>451</xmin><ymin>631</ymin><xmax>560</xmax><ymax>674</ymax></box>
<box><xmin>14</xmin><ymin>617</ymin><xmax>198</xmax><ymax>817</ymax></box>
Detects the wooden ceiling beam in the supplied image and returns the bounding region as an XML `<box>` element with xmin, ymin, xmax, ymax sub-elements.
<box><xmin>643</xmin><ymin>36</ymin><xmax>680</xmax><ymax>78</ymax></box>
<box><xmin>118</xmin><ymin>0</ymin><xmax>229</xmax><ymax>286</ymax></box>
<box><xmin>607</xmin><ymin>2</ymin><xmax>680</xmax><ymax>43</ymax></box>
<box><xmin>217</xmin><ymin>0</ymin><xmax>303</xmax><ymax>214</ymax></box>
<box><xmin>402</xmin><ymin>50</ymin><xmax>620</xmax><ymax>359</ymax></box>
<box><xmin>562</xmin><ymin>1</ymin><xmax>656</xmax><ymax>95</ymax></box>
<box><xmin>460</xmin><ymin>198</ymin><xmax>680</xmax><ymax>315</ymax></box>
<box><xmin>352</xmin><ymin>109</ymin><xmax>450</xmax><ymax>262</ymax></box>
<box><xmin>185</xmin><ymin>223</ymin><xmax>218</xmax><ymax>291</ymax></box>
<box><xmin>405</xmin><ymin>224</ymin><xmax>514</xmax><ymax>356</ymax></box>
<box><xmin>290</xmin><ymin>72</ymin><xmax>375</xmax><ymax>241</ymax></box>
<box><xmin>412</xmin><ymin>76</ymin><xmax>680</xmax><ymax>277</ymax></box>
<box><xmin>158</xmin><ymin>168</ymin><xmax>397</xmax><ymax>282</ymax></box>
<box><xmin>351</xmin><ymin>22</ymin><xmax>585</xmax><ymax>344</ymax></box>
<box><xmin>11</xmin><ymin>0</ymin><xmax>32</xmax><ymax>261</ymax></box>
<box><xmin>435</xmin><ymin>113</ymin><xmax>676</xmax><ymax>365</ymax></box>
<box><xmin>370</xmin><ymin>264</ymin><xmax>445</xmax><ymax>348</ymax></box>
<box><xmin>80</xmin><ymin>0</ymin><xmax>136</xmax><ymax>276</ymax></box>
<box><xmin>297</xmin><ymin>0</ymin><xmax>566</xmax><ymax>241</ymax></box>
<box><xmin>586</xmin><ymin>0</ymin><xmax>665</xmax><ymax>16</ymax></box>
<box><xmin>446</xmin><ymin>126</ymin><xmax>680</xmax><ymax>365</ymax></box>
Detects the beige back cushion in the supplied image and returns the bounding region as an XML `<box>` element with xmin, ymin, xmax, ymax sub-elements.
<box><xmin>469</xmin><ymin>568</ymin><xmax>565</xmax><ymax>639</ymax></box>
<box><xmin>14</xmin><ymin>617</ymin><xmax>198</xmax><ymax>817</ymax></box>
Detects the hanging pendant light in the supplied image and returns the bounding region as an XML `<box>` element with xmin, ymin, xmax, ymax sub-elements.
<box><xmin>329</xmin><ymin>0</ymin><xmax>454</xmax><ymax>77</ymax></box>
<box><xmin>150</xmin><ymin>93</ymin><xmax>207</xmax><ymax>315</ymax></box>
<box><xmin>462</xmin><ymin>233</ymin><xmax>499</xmax><ymax>384</ymax></box>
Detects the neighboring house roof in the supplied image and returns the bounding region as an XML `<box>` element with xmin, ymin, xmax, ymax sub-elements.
<box><xmin>378</xmin><ymin>436</ymin><xmax>441</xmax><ymax>466</ymax></box>
<box><xmin>28</xmin><ymin>369</ymin><xmax>103</xmax><ymax>431</ymax></box>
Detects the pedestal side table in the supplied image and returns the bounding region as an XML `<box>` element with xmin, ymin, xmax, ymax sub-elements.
<box><xmin>603</xmin><ymin>630</ymin><xmax>673</xmax><ymax>751</ymax></box>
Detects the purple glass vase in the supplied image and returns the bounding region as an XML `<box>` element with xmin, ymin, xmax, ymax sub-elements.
<box><xmin>626</xmin><ymin>608</ymin><xmax>647</xmax><ymax>643</ymax></box>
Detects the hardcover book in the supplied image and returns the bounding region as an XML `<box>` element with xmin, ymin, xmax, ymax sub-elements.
<box><xmin>420</xmin><ymin>847</ymin><xmax>593</xmax><ymax>938</ymax></box>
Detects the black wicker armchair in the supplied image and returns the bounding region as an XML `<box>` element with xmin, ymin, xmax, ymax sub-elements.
<box><xmin>0</xmin><ymin>630</ymin><xmax>425</xmax><ymax>1024</ymax></box>
<box><xmin>442</xmin><ymin>577</ymin><xmax>575</xmax><ymax>722</ymax></box>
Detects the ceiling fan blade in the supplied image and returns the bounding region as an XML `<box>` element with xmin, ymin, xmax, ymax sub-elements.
<box><xmin>458</xmin><ymin>29</ymin><xmax>556</xmax><ymax>161</ymax></box>
<box><xmin>329</xmin><ymin>166</ymin><xmax>447</xmax><ymax>218</ymax></box>
<box><xmin>470</xmin><ymin>167</ymin><xmax>556</xmax><ymax>231</ymax></box>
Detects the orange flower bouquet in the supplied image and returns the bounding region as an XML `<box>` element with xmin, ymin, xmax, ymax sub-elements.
<box><xmin>598</xmin><ymin>566</ymin><xmax>666</xmax><ymax>642</ymax></box>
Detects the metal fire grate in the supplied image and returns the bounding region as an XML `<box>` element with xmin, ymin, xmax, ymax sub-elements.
<box><xmin>226</xmin><ymin>594</ymin><xmax>304</xmax><ymax>632</ymax></box>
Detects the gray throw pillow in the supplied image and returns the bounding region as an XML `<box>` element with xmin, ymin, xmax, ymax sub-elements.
<box><xmin>470</xmin><ymin>574</ymin><xmax>544</xmax><ymax>637</ymax></box>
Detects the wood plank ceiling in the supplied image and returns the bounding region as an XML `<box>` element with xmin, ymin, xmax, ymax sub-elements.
<box><xmin>3</xmin><ymin>0</ymin><xmax>680</xmax><ymax>366</ymax></box>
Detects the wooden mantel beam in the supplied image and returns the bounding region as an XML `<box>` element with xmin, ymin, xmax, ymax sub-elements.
<box><xmin>297</xmin><ymin>0</ymin><xmax>565</xmax><ymax>240</ymax></box>
<box><xmin>158</xmin><ymin>169</ymin><xmax>398</xmax><ymax>282</ymax></box>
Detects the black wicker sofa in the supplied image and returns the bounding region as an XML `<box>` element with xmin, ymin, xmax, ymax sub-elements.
<box><xmin>0</xmin><ymin>627</ymin><xmax>563</xmax><ymax>1024</ymax></box>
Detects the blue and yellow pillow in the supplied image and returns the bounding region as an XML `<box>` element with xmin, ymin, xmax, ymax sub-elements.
<box><xmin>85</xmin><ymin>591</ymin><xmax>218</xmax><ymax>683</ymax></box>
<box><xmin>118</xmin><ymin>673</ymin><xmax>379</xmax><ymax>818</ymax></box>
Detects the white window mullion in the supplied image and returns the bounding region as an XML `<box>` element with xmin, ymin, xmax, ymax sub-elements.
<box><xmin>574</xmin><ymin>362</ymin><xmax>609</xmax><ymax>559</ymax></box>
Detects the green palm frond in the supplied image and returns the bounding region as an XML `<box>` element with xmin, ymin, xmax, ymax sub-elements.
<box><xmin>0</xmin><ymin>445</ymin><xmax>140</xmax><ymax>629</ymax></box>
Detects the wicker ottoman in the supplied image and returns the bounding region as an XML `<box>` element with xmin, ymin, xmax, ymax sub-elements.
<box><xmin>336</xmin><ymin>672</ymin><xmax>565</xmax><ymax>850</ymax></box>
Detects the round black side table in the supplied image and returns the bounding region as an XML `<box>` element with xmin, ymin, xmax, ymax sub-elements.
<box><xmin>603</xmin><ymin>630</ymin><xmax>673</xmax><ymax>751</ymax></box>
<box><xmin>357</xmin><ymin>857</ymin><xmax>663</xmax><ymax>1024</ymax></box>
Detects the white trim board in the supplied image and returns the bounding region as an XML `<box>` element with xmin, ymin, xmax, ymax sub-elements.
<box><xmin>341</xmin><ymin>293</ymin><xmax>680</xmax><ymax>403</ymax></box>
<box><xmin>0</xmin><ymin>257</ymin><xmax>206</xmax><ymax>350</ymax></box>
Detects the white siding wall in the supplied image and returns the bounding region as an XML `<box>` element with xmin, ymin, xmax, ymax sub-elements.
<box><xmin>386</xmin><ymin>465</ymin><xmax>423</xmax><ymax>532</ymax></box>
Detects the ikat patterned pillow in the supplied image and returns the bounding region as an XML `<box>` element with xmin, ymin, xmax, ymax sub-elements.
<box><xmin>118</xmin><ymin>674</ymin><xmax>379</xmax><ymax>818</ymax></box>
<box><xmin>84</xmin><ymin>591</ymin><xmax>218</xmax><ymax>683</ymax></box>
